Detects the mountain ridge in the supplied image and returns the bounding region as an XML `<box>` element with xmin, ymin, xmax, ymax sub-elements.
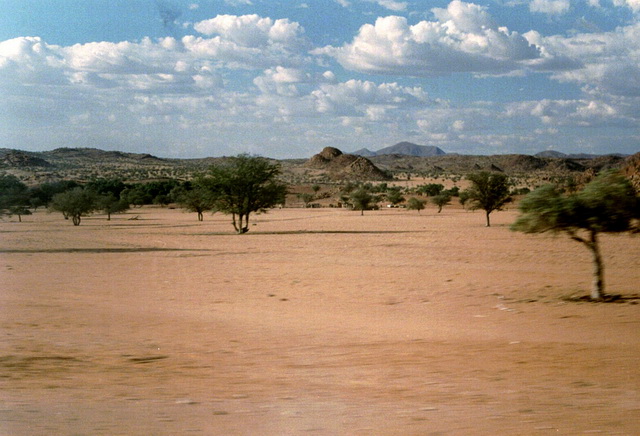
<box><xmin>353</xmin><ymin>142</ymin><xmax>446</xmax><ymax>157</ymax></box>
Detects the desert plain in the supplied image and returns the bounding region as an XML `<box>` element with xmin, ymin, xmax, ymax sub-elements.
<box><xmin>1</xmin><ymin>204</ymin><xmax>639</xmax><ymax>435</ymax></box>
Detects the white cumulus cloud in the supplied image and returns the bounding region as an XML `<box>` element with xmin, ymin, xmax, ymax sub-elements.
<box><xmin>525</xmin><ymin>22</ymin><xmax>640</xmax><ymax>97</ymax></box>
<box><xmin>194</xmin><ymin>14</ymin><xmax>305</xmax><ymax>47</ymax></box>
<box><xmin>529</xmin><ymin>0</ymin><xmax>571</xmax><ymax>15</ymax></box>
<box><xmin>315</xmin><ymin>1</ymin><xmax>541</xmax><ymax>76</ymax></box>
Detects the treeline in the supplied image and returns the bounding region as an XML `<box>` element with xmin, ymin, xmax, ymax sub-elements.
<box><xmin>0</xmin><ymin>175</ymin><xmax>196</xmax><ymax>224</ymax></box>
<box><xmin>1</xmin><ymin>155</ymin><xmax>287</xmax><ymax>230</ymax></box>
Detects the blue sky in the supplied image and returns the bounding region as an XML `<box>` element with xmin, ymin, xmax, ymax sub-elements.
<box><xmin>1</xmin><ymin>0</ymin><xmax>639</xmax><ymax>158</ymax></box>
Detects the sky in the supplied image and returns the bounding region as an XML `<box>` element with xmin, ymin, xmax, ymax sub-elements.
<box><xmin>1</xmin><ymin>0</ymin><xmax>639</xmax><ymax>159</ymax></box>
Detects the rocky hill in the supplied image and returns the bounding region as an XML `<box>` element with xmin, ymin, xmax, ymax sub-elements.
<box><xmin>0</xmin><ymin>146</ymin><xmax>636</xmax><ymax>187</ymax></box>
<box><xmin>0</xmin><ymin>150</ymin><xmax>52</xmax><ymax>168</ymax></box>
<box><xmin>305</xmin><ymin>147</ymin><xmax>390</xmax><ymax>181</ymax></box>
<box><xmin>368</xmin><ymin>153</ymin><xmax>626</xmax><ymax>177</ymax></box>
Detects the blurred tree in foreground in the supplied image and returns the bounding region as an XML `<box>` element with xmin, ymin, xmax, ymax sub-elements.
<box><xmin>511</xmin><ymin>171</ymin><xmax>639</xmax><ymax>300</ymax></box>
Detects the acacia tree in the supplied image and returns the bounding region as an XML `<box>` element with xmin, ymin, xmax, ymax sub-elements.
<box><xmin>49</xmin><ymin>187</ymin><xmax>98</xmax><ymax>225</ymax></box>
<box><xmin>350</xmin><ymin>187</ymin><xmax>375</xmax><ymax>215</ymax></box>
<box><xmin>0</xmin><ymin>174</ymin><xmax>31</xmax><ymax>222</ymax></box>
<box><xmin>96</xmin><ymin>194</ymin><xmax>130</xmax><ymax>220</ymax></box>
<box><xmin>406</xmin><ymin>197</ymin><xmax>426</xmax><ymax>214</ymax></box>
<box><xmin>205</xmin><ymin>155</ymin><xmax>287</xmax><ymax>234</ymax></box>
<box><xmin>511</xmin><ymin>171</ymin><xmax>639</xmax><ymax>300</ymax></box>
<box><xmin>431</xmin><ymin>193</ymin><xmax>451</xmax><ymax>213</ymax></box>
<box><xmin>172</xmin><ymin>181</ymin><xmax>216</xmax><ymax>221</ymax></box>
<box><xmin>464</xmin><ymin>172</ymin><xmax>511</xmax><ymax>226</ymax></box>
<box><xmin>386</xmin><ymin>188</ymin><xmax>405</xmax><ymax>206</ymax></box>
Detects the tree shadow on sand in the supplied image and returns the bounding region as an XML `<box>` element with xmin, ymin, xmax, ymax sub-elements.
<box><xmin>561</xmin><ymin>293</ymin><xmax>640</xmax><ymax>304</ymax></box>
<box><xmin>0</xmin><ymin>248</ymin><xmax>217</xmax><ymax>254</ymax></box>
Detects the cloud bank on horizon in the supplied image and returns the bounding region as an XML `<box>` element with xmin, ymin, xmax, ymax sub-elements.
<box><xmin>0</xmin><ymin>0</ymin><xmax>638</xmax><ymax>158</ymax></box>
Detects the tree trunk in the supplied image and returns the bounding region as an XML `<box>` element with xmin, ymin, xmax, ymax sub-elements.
<box><xmin>197</xmin><ymin>211</ymin><xmax>203</xmax><ymax>221</ymax></box>
<box><xmin>485</xmin><ymin>211</ymin><xmax>491</xmax><ymax>227</ymax></box>
<box><xmin>72</xmin><ymin>215</ymin><xmax>81</xmax><ymax>226</ymax></box>
<box><xmin>232</xmin><ymin>213</ymin><xmax>239</xmax><ymax>233</ymax></box>
<box><xmin>235</xmin><ymin>213</ymin><xmax>249</xmax><ymax>234</ymax></box>
<box><xmin>571</xmin><ymin>230</ymin><xmax>605</xmax><ymax>300</ymax></box>
<box><xmin>588</xmin><ymin>231</ymin><xmax>605</xmax><ymax>300</ymax></box>
<box><xmin>241</xmin><ymin>212</ymin><xmax>250</xmax><ymax>233</ymax></box>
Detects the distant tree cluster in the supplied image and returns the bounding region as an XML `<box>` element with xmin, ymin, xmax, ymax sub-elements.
<box><xmin>0</xmin><ymin>173</ymin><xmax>180</xmax><ymax>225</ymax></box>
<box><xmin>1</xmin><ymin>155</ymin><xmax>288</xmax><ymax>232</ymax></box>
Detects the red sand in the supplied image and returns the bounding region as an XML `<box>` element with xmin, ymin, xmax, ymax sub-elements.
<box><xmin>1</xmin><ymin>206</ymin><xmax>639</xmax><ymax>435</ymax></box>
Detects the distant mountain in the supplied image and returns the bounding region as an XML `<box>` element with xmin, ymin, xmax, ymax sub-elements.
<box><xmin>353</xmin><ymin>142</ymin><xmax>446</xmax><ymax>157</ymax></box>
<box><xmin>535</xmin><ymin>150</ymin><xmax>628</xmax><ymax>159</ymax></box>
<box><xmin>351</xmin><ymin>148</ymin><xmax>377</xmax><ymax>157</ymax></box>
<box><xmin>535</xmin><ymin>150</ymin><xmax>567</xmax><ymax>158</ymax></box>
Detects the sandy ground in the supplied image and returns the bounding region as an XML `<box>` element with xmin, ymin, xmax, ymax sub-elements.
<box><xmin>1</xmin><ymin>205</ymin><xmax>639</xmax><ymax>435</ymax></box>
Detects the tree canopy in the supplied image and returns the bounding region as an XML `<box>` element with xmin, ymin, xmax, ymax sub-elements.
<box><xmin>0</xmin><ymin>174</ymin><xmax>31</xmax><ymax>221</ymax></box>
<box><xmin>49</xmin><ymin>187</ymin><xmax>98</xmax><ymax>225</ymax></box>
<box><xmin>406</xmin><ymin>197</ymin><xmax>426</xmax><ymax>214</ymax></box>
<box><xmin>465</xmin><ymin>172</ymin><xmax>511</xmax><ymax>226</ymax></box>
<box><xmin>205</xmin><ymin>155</ymin><xmax>287</xmax><ymax>233</ymax></box>
<box><xmin>431</xmin><ymin>193</ymin><xmax>451</xmax><ymax>213</ymax></box>
<box><xmin>172</xmin><ymin>180</ymin><xmax>216</xmax><ymax>221</ymax></box>
<box><xmin>350</xmin><ymin>187</ymin><xmax>375</xmax><ymax>215</ymax></box>
<box><xmin>512</xmin><ymin>171</ymin><xmax>639</xmax><ymax>300</ymax></box>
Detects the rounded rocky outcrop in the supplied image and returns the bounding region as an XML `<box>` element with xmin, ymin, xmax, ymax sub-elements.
<box><xmin>306</xmin><ymin>147</ymin><xmax>390</xmax><ymax>180</ymax></box>
<box><xmin>0</xmin><ymin>150</ymin><xmax>51</xmax><ymax>168</ymax></box>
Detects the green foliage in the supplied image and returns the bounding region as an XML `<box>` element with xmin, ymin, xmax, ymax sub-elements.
<box><xmin>205</xmin><ymin>155</ymin><xmax>288</xmax><ymax>233</ymax></box>
<box><xmin>386</xmin><ymin>187</ymin><xmax>405</xmax><ymax>205</ymax></box>
<box><xmin>85</xmin><ymin>178</ymin><xmax>128</xmax><ymax>198</ymax></box>
<box><xmin>171</xmin><ymin>180</ymin><xmax>216</xmax><ymax>221</ymax></box>
<box><xmin>49</xmin><ymin>187</ymin><xmax>98</xmax><ymax>225</ymax></box>
<box><xmin>431</xmin><ymin>193</ymin><xmax>451</xmax><ymax>213</ymax></box>
<box><xmin>458</xmin><ymin>191</ymin><xmax>471</xmax><ymax>208</ymax></box>
<box><xmin>350</xmin><ymin>187</ymin><xmax>376</xmax><ymax>215</ymax></box>
<box><xmin>406</xmin><ymin>197</ymin><xmax>426</xmax><ymax>214</ymax></box>
<box><xmin>298</xmin><ymin>192</ymin><xmax>315</xmax><ymax>207</ymax></box>
<box><xmin>464</xmin><ymin>172</ymin><xmax>512</xmax><ymax>226</ymax></box>
<box><xmin>510</xmin><ymin>187</ymin><xmax>531</xmax><ymax>196</ymax></box>
<box><xmin>96</xmin><ymin>194</ymin><xmax>130</xmax><ymax>220</ymax></box>
<box><xmin>513</xmin><ymin>172</ymin><xmax>638</xmax><ymax>236</ymax></box>
<box><xmin>512</xmin><ymin>171</ymin><xmax>639</xmax><ymax>299</ymax></box>
<box><xmin>0</xmin><ymin>174</ymin><xmax>31</xmax><ymax>221</ymax></box>
<box><xmin>121</xmin><ymin>180</ymin><xmax>180</xmax><ymax>207</ymax></box>
<box><xmin>416</xmin><ymin>183</ymin><xmax>445</xmax><ymax>196</ymax></box>
<box><xmin>443</xmin><ymin>186</ymin><xmax>460</xmax><ymax>197</ymax></box>
<box><xmin>28</xmin><ymin>180</ymin><xmax>81</xmax><ymax>209</ymax></box>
